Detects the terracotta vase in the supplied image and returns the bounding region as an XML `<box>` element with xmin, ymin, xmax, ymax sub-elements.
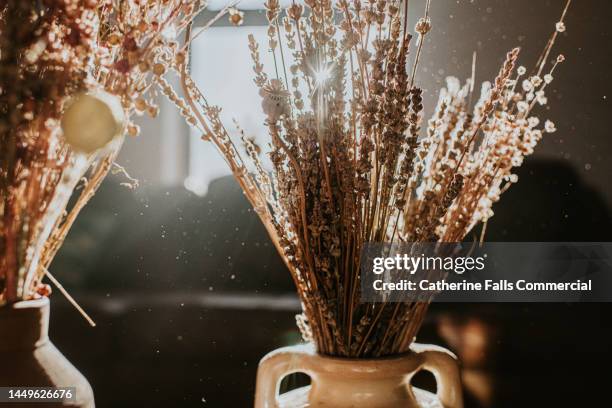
<box><xmin>0</xmin><ymin>297</ymin><xmax>95</xmax><ymax>407</ymax></box>
<box><xmin>255</xmin><ymin>343</ymin><xmax>463</xmax><ymax>408</ymax></box>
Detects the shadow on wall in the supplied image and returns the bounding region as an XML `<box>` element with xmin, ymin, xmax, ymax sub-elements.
<box><xmin>53</xmin><ymin>174</ymin><xmax>293</xmax><ymax>292</ymax></box>
<box><xmin>486</xmin><ymin>160</ymin><xmax>612</xmax><ymax>242</ymax></box>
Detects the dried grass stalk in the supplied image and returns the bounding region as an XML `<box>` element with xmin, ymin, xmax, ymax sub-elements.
<box><xmin>0</xmin><ymin>1</ymin><xmax>212</xmax><ymax>306</ymax></box>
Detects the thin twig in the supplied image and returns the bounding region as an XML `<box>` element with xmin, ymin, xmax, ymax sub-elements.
<box><xmin>44</xmin><ymin>268</ymin><xmax>96</xmax><ymax>327</ymax></box>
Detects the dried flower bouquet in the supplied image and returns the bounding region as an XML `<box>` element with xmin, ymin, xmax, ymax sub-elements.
<box><xmin>175</xmin><ymin>0</ymin><xmax>570</xmax><ymax>358</ymax></box>
<box><xmin>0</xmin><ymin>0</ymin><xmax>216</xmax><ymax>309</ymax></box>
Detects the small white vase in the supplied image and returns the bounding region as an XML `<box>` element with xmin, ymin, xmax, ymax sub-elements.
<box><xmin>255</xmin><ymin>343</ymin><xmax>463</xmax><ymax>408</ymax></box>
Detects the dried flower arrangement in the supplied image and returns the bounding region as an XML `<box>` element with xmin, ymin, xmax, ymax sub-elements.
<box><xmin>174</xmin><ymin>0</ymin><xmax>570</xmax><ymax>357</ymax></box>
<box><xmin>0</xmin><ymin>0</ymin><xmax>216</xmax><ymax>311</ymax></box>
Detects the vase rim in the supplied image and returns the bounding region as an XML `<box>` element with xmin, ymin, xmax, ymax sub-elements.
<box><xmin>5</xmin><ymin>296</ymin><xmax>49</xmax><ymax>310</ymax></box>
<box><xmin>315</xmin><ymin>349</ymin><xmax>415</xmax><ymax>363</ymax></box>
<box><xmin>276</xmin><ymin>343</ymin><xmax>424</xmax><ymax>376</ymax></box>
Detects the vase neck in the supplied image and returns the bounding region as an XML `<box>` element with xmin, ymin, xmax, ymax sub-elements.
<box><xmin>301</xmin><ymin>350</ymin><xmax>423</xmax><ymax>407</ymax></box>
<box><xmin>0</xmin><ymin>297</ymin><xmax>50</xmax><ymax>351</ymax></box>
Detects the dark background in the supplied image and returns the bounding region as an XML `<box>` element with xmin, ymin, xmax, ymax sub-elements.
<box><xmin>44</xmin><ymin>1</ymin><xmax>612</xmax><ymax>407</ymax></box>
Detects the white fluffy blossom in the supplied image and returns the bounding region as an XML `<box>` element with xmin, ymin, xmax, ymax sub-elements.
<box><xmin>528</xmin><ymin>117</ymin><xmax>540</xmax><ymax>128</ymax></box>
<box><xmin>517</xmin><ymin>101</ymin><xmax>529</xmax><ymax>112</ymax></box>
<box><xmin>260</xmin><ymin>79</ymin><xmax>290</xmax><ymax>122</ymax></box>
<box><xmin>556</xmin><ymin>22</ymin><xmax>566</xmax><ymax>33</ymax></box>
<box><xmin>536</xmin><ymin>91</ymin><xmax>548</xmax><ymax>106</ymax></box>
<box><xmin>544</xmin><ymin>74</ymin><xmax>554</xmax><ymax>84</ymax></box>
<box><xmin>530</xmin><ymin>76</ymin><xmax>543</xmax><ymax>87</ymax></box>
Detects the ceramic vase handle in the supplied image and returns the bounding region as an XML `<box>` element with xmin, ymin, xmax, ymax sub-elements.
<box><xmin>254</xmin><ymin>344</ymin><xmax>314</xmax><ymax>408</ymax></box>
<box><xmin>412</xmin><ymin>343</ymin><xmax>464</xmax><ymax>408</ymax></box>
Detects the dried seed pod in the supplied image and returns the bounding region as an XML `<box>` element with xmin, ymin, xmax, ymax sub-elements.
<box><xmin>61</xmin><ymin>91</ymin><xmax>125</xmax><ymax>154</ymax></box>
